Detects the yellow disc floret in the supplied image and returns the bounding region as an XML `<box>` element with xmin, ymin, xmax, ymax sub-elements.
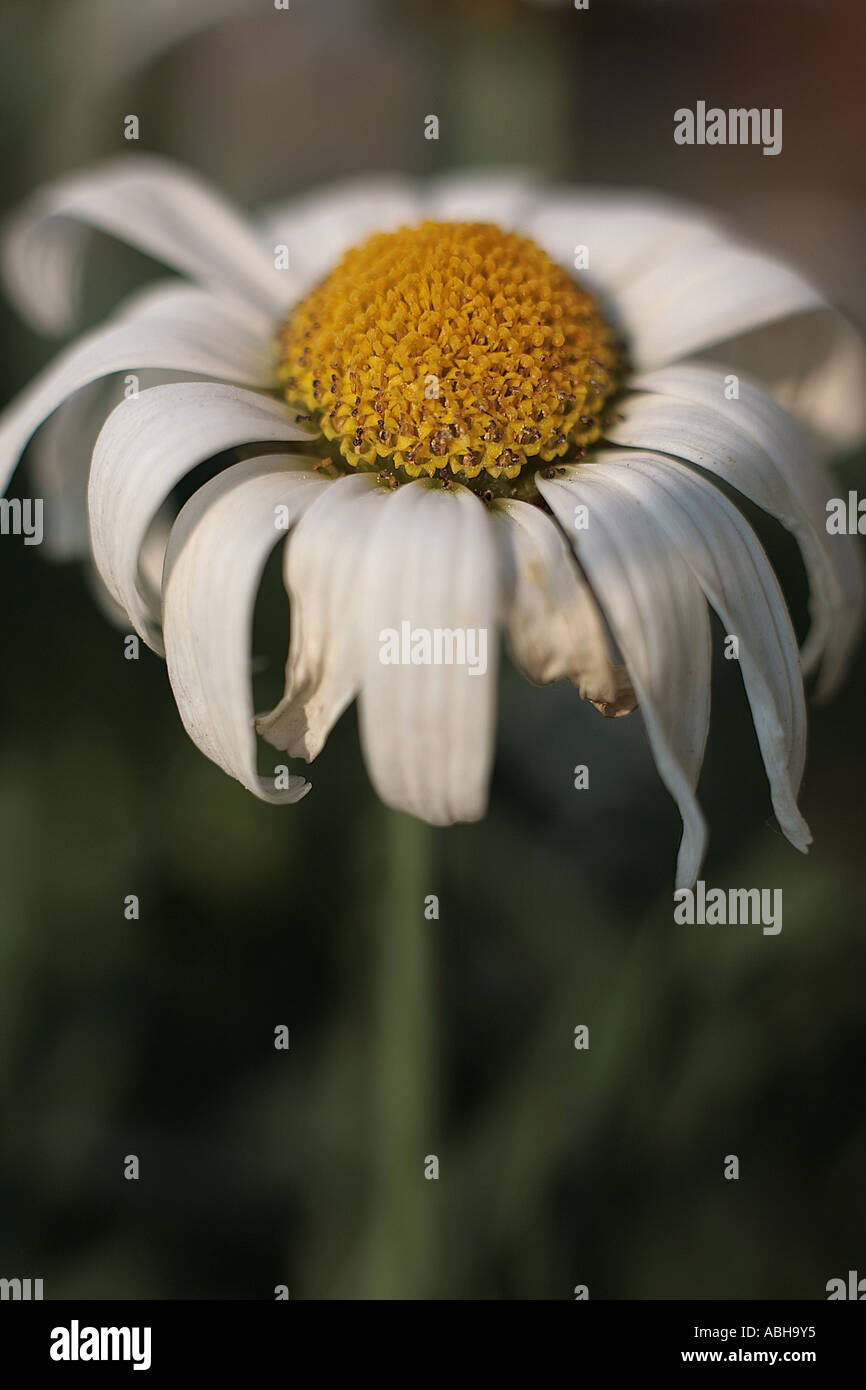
<box><xmin>276</xmin><ymin>221</ymin><xmax>622</xmax><ymax>486</ymax></box>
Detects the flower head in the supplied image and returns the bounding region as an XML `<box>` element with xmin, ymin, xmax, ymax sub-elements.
<box><xmin>1</xmin><ymin>158</ymin><xmax>863</xmax><ymax>887</ymax></box>
<box><xmin>277</xmin><ymin>220</ymin><xmax>621</xmax><ymax>483</ymax></box>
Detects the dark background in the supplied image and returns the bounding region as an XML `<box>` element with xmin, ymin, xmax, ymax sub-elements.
<box><xmin>0</xmin><ymin>0</ymin><xmax>864</xmax><ymax>1299</ymax></box>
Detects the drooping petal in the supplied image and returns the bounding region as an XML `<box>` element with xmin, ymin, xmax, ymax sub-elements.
<box><xmin>89</xmin><ymin>381</ymin><xmax>318</xmax><ymax>651</ymax></box>
<box><xmin>257</xmin><ymin>472</ymin><xmax>387</xmax><ymax>760</ymax></box>
<box><xmin>32</xmin><ymin>366</ymin><xmax>240</xmax><ymax>562</ymax></box>
<box><xmin>0</xmin><ymin>283</ymin><xmax>275</xmax><ymax>497</ymax></box>
<box><xmin>357</xmin><ymin>480</ymin><xmax>500</xmax><ymax>826</ymax></box>
<box><xmin>2</xmin><ymin>155</ymin><xmax>293</xmax><ymax>333</ymax></box>
<box><xmin>538</xmin><ymin>469</ymin><xmax>711</xmax><ymax>888</ymax></box>
<box><xmin>85</xmin><ymin>508</ymin><xmax>172</xmax><ymax>633</ymax></box>
<box><xmin>491</xmin><ymin>497</ymin><xmax>635</xmax><ymax>714</ymax></box>
<box><xmin>616</xmin><ymin>361</ymin><xmax>863</xmax><ymax>698</ymax></box>
<box><xmin>259</xmin><ymin>175</ymin><xmax>421</xmax><ymax>296</ymax></box>
<box><xmin>162</xmin><ymin>456</ymin><xmax>328</xmax><ymax>803</ymax></box>
<box><xmin>587</xmin><ymin>450</ymin><xmax>811</xmax><ymax>853</ymax></box>
<box><xmin>28</xmin><ymin>378</ymin><xmax>117</xmax><ymax>559</ymax></box>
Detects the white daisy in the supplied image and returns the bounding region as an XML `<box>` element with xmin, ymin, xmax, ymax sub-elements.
<box><xmin>1</xmin><ymin>157</ymin><xmax>863</xmax><ymax>886</ymax></box>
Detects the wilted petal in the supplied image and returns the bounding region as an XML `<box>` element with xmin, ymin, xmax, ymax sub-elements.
<box><xmin>258</xmin><ymin>472</ymin><xmax>387</xmax><ymax>760</ymax></box>
<box><xmin>592</xmin><ymin>450</ymin><xmax>811</xmax><ymax>853</ymax></box>
<box><xmin>492</xmin><ymin>496</ymin><xmax>634</xmax><ymax>713</ymax></box>
<box><xmin>618</xmin><ymin>361</ymin><xmax>863</xmax><ymax>698</ymax></box>
<box><xmin>90</xmin><ymin>381</ymin><xmax>318</xmax><ymax>650</ymax></box>
<box><xmin>539</xmin><ymin>469</ymin><xmax>711</xmax><ymax>888</ymax></box>
<box><xmin>162</xmin><ymin>456</ymin><xmax>328</xmax><ymax>802</ymax></box>
<box><xmin>358</xmin><ymin>481</ymin><xmax>500</xmax><ymax>826</ymax></box>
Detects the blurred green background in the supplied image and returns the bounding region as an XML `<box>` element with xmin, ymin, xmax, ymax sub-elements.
<box><xmin>1</xmin><ymin>0</ymin><xmax>865</xmax><ymax>1299</ymax></box>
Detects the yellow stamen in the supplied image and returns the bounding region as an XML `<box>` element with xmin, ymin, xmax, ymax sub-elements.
<box><xmin>277</xmin><ymin>221</ymin><xmax>622</xmax><ymax>487</ymax></box>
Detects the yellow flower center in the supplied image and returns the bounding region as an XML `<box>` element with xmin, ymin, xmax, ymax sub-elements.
<box><xmin>277</xmin><ymin>221</ymin><xmax>622</xmax><ymax>491</ymax></box>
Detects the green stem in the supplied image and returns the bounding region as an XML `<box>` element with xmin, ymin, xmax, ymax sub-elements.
<box><xmin>365</xmin><ymin>808</ymin><xmax>436</xmax><ymax>1300</ymax></box>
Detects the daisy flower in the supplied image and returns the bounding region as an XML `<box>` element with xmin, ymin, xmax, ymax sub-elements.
<box><xmin>0</xmin><ymin>158</ymin><xmax>863</xmax><ymax>886</ymax></box>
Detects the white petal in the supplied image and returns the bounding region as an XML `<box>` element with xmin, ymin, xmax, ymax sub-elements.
<box><xmin>492</xmin><ymin>497</ymin><xmax>634</xmax><ymax>712</ymax></box>
<box><xmin>702</xmin><ymin>308</ymin><xmax>866</xmax><ymax>451</ymax></box>
<box><xmin>538</xmin><ymin>469</ymin><xmax>711</xmax><ymax>888</ymax></box>
<box><xmin>425</xmin><ymin>170</ymin><xmax>538</xmax><ymax>226</ymax></box>
<box><xmin>2</xmin><ymin>155</ymin><xmax>293</xmax><ymax>333</ymax></box>
<box><xmin>619</xmin><ymin>361</ymin><xmax>863</xmax><ymax>697</ymax></box>
<box><xmin>84</xmin><ymin>507</ymin><xmax>175</xmax><ymax>633</ymax></box>
<box><xmin>259</xmin><ymin>175</ymin><xmax>421</xmax><ymax>295</ymax></box>
<box><xmin>257</xmin><ymin>472</ymin><xmax>386</xmax><ymax>760</ymax></box>
<box><xmin>0</xmin><ymin>284</ymin><xmax>275</xmax><ymax>498</ymax></box>
<box><xmin>89</xmin><ymin>381</ymin><xmax>317</xmax><ymax>651</ymax></box>
<box><xmin>31</xmin><ymin>366</ymin><xmax>218</xmax><ymax>561</ymax></box>
<box><xmin>162</xmin><ymin>456</ymin><xmax>328</xmax><ymax>803</ymax></box>
<box><xmin>29</xmin><ymin>378</ymin><xmax>115</xmax><ymax>560</ymax></box>
<box><xmin>358</xmin><ymin>481</ymin><xmax>500</xmax><ymax>826</ymax></box>
<box><xmin>618</xmin><ymin>239</ymin><xmax>824</xmax><ymax>369</ymax></box>
<box><xmin>521</xmin><ymin>189</ymin><xmax>722</xmax><ymax>304</ymax></box>
<box><xmin>590</xmin><ymin>450</ymin><xmax>811</xmax><ymax>853</ymax></box>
